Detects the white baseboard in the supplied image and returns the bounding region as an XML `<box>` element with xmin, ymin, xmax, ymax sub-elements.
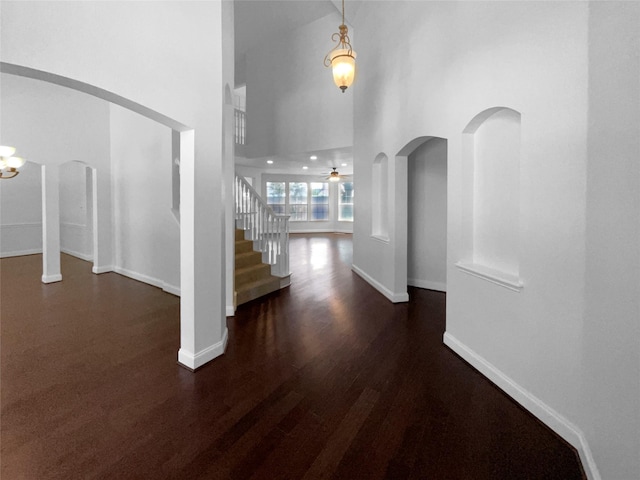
<box><xmin>290</xmin><ymin>229</ymin><xmax>336</xmax><ymax>234</ymax></box>
<box><xmin>278</xmin><ymin>274</ymin><xmax>292</xmax><ymax>289</ymax></box>
<box><xmin>289</xmin><ymin>229</ymin><xmax>353</xmax><ymax>234</ymax></box>
<box><xmin>41</xmin><ymin>273</ymin><xmax>62</xmax><ymax>283</ymax></box>
<box><xmin>351</xmin><ymin>263</ymin><xmax>409</xmax><ymax>303</ymax></box>
<box><xmin>178</xmin><ymin>328</ymin><xmax>228</xmax><ymax>370</ymax></box>
<box><xmin>443</xmin><ymin>332</ymin><xmax>601</xmax><ymax>480</ymax></box>
<box><xmin>92</xmin><ymin>265</ymin><xmax>114</xmax><ymax>274</ymax></box>
<box><xmin>113</xmin><ymin>266</ymin><xmax>180</xmax><ymax>296</ymax></box>
<box><xmin>163</xmin><ymin>283</ymin><xmax>181</xmax><ymax>297</ymax></box>
<box><xmin>61</xmin><ymin>248</ymin><xmax>93</xmax><ymax>262</ymax></box>
<box><xmin>408</xmin><ymin>277</ymin><xmax>446</xmax><ymax>292</ymax></box>
<box><xmin>226</xmin><ymin>305</ymin><xmax>235</xmax><ymax>317</ymax></box>
<box><xmin>1</xmin><ymin>248</ymin><xmax>42</xmax><ymax>258</ymax></box>
<box><xmin>114</xmin><ymin>266</ymin><xmax>160</xmax><ymax>288</ymax></box>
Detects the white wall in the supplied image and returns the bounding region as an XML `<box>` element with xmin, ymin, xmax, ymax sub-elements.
<box><xmin>1</xmin><ymin>71</ymin><xmax>181</xmax><ymax>293</ymax></box>
<box><xmin>110</xmin><ymin>104</ymin><xmax>180</xmax><ymax>295</ymax></box>
<box><xmin>407</xmin><ymin>138</ymin><xmax>447</xmax><ymax>292</ymax></box>
<box><xmin>582</xmin><ymin>2</ymin><xmax>640</xmax><ymax>478</ymax></box>
<box><xmin>0</xmin><ymin>161</ymin><xmax>42</xmax><ymax>257</ymax></box>
<box><xmin>352</xmin><ymin>0</ymin><xmax>600</xmax><ymax>476</ymax></box>
<box><xmin>1</xmin><ymin>0</ymin><xmax>228</xmax><ymax>369</ymax></box>
<box><xmin>472</xmin><ymin>109</ymin><xmax>520</xmax><ymax>276</ymax></box>
<box><xmin>371</xmin><ymin>153</ymin><xmax>389</xmax><ymax>240</ymax></box>
<box><xmin>60</xmin><ymin>161</ymin><xmax>93</xmax><ymax>261</ymax></box>
<box><xmin>0</xmin><ymin>73</ymin><xmax>110</xmax><ymax>262</ymax></box>
<box><xmin>353</xmin><ymin>1</ymin><xmax>640</xmax><ymax>478</ymax></box>
<box><xmin>245</xmin><ymin>12</ymin><xmax>353</xmax><ymax>159</ymax></box>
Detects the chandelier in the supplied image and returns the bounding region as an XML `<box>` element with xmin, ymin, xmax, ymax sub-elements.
<box><xmin>323</xmin><ymin>0</ymin><xmax>357</xmax><ymax>93</ymax></box>
<box><xmin>0</xmin><ymin>146</ymin><xmax>26</xmax><ymax>179</ymax></box>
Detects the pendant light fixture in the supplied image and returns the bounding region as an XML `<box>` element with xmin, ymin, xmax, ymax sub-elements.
<box><xmin>323</xmin><ymin>0</ymin><xmax>357</xmax><ymax>93</ymax></box>
<box><xmin>0</xmin><ymin>146</ymin><xmax>26</xmax><ymax>179</ymax></box>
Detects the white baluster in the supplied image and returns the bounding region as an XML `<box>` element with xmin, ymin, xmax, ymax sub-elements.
<box><xmin>234</xmin><ymin>174</ymin><xmax>289</xmax><ymax>276</ymax></box>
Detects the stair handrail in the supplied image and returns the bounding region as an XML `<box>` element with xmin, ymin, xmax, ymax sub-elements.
<box><xmin>235</xmin><ymin>174</ymin><xmax>290</xmax><ymax>278</ymax></box>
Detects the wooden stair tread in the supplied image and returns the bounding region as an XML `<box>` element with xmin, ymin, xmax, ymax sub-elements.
<box><xmin>235</xmin><ymin>251</ymin><xmax>264</xmax><ymax>269</ymax></box>
<box><xmin>236</xmin><ymin>276</ymin><xmax>280</xmax><ymax>291</ymax></box>
<box><xmin>235</xmin><ymin>250</ymin><xmax>261</xmax><ymax>258</ymax></box>
<box><xmin>234</xmin><ymin>228</ymin><xmax>285</xmax><ymax>306</ymax></box>
<box><xmin>235</xmin><ymin>263</ymin><xmax>270</xmax><ymax>275</ymax></box>
<box><xmin>235</xmin><ymin>276</ymin><xmax>281</xmax><ymax>305</ymax></box>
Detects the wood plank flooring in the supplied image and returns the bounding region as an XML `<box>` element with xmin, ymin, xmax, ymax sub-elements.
<box><xmin>1</xmin><ymin>233</ymin><xmax>584</xmax><ymax>479</ymax></box>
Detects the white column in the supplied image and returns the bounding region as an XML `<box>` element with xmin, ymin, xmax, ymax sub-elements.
<box><xmin>85</xmin><ymin>166</ymin><xmax>95</xmax><ymax>261</ymax></box>
<box><xmin>179</xmin><ymin>129</ymin><xmax>197</xmax><ymax>365</ymax></box>
<box><xmin>177</xmin><ymin>129</ymin><xmax>228</xmax><ymax>370</ymax></box>
<box><xmin>41</xmin><ymin>164</ymin><xmax>62</xmax><ymax>283</ymax></box>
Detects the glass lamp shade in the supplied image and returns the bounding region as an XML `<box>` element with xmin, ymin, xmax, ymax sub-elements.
<box><xmin>329</xmin><ymin>175</ymin><xmax>340</xmax><ymax>182</ymax></box>
<box><xmin>5</xmin><ymin>156</ymin><xmax>25</xmax><ymax>169</ymax></box>
<box><xmin>0</xmin><ymin>145</ymin><xmax>17</xmax><ymax>158</ymax></box>
<box><xmin>330</xmin><ymin>49</ymin><xmax>357</xmax><ymax>92</ymax></box>
<box><xmin>0</xmin><ymin>169</ymin><xmax>19</xmax><ymax>179</ymax></box>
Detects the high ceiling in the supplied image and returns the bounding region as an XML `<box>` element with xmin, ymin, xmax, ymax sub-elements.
<box><xmin>235</xmin><ymin>146</ymin><xmax>354</xmax><ymax>177</ymax></box>
<box><xmin>234</xmin><ymin>0</ymin><xmax>363</xmax><ymax>58</ymax></box>
<box><xmin>234</xmin><ymin>0</ymin><xmax>363</xmax><ymax>175</ymax></box>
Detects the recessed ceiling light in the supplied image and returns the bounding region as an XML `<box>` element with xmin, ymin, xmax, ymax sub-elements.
<box><xmin>302</xmin><ymin>166</ymin><xmax>308</xmax><ymax>170</ymax></box>
<box><xmin>341</xmin><ymin>163</ymin><xmax>348</xmax><ymax>167</ymax></box>
<box><xmin>310</xmin><ymin>155</ymin><xmax>317</xmax><ymax>160</ymax></box>
<box><xmin>266</xmin><ymin>160</ymin><xmax>273</xmax><ymax>164</ymax></box>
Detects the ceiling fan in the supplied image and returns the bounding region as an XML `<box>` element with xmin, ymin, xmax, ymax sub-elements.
<box><xmin>325</xmin><ymin>167</ymin><xmax>350</xmax><ymax>182</ymax></box>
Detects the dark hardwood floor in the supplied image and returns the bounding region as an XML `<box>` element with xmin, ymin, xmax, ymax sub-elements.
<box><xmin>1</xmin><ymin>233</ymin><xmax>584</xmax><ymax>479</ymax></box>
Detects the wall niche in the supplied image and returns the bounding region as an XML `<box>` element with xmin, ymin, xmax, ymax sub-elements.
<box><xmin>371</xmin><ymin>152</ymin><xmax>389</xmax><ymax>240</ymax></box>
<box><xmin>458</xmin><ymin>107</ymin><xmax>523</xmax><ymax>291</ymax></box>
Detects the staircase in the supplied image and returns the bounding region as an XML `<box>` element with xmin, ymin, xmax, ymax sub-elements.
<box><xmin>234</xmin><ymin>174</ymin><xmax>291</xmax><ymax>307</ymax></box>
<box><xmin>235</xmin><ymin>229</ymin><xmax>282</xmax><ymax>305</ymax></box>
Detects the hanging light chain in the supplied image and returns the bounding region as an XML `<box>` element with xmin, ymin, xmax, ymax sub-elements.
<box><xmin>323</xmin><ymin>0</ymin><xmax>353</xmax><ymax>69</ymax></box>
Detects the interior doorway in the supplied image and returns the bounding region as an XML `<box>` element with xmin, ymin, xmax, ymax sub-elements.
<box><xmin>59</xmin><ymin>161</ymin><xmax>96</xmax><ymax>272</ymax></box>
<box><xmin>392</xmin><ymin>136</ymin><xmax>448</xmax><ymax>299</ymax></box>
<box><xmin>407</xmin><ymin>138</ymin><xmax>448</xmax><ymax>292</ymax></box>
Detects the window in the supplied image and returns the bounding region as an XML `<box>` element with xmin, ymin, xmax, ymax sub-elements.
<box><xmin>289</xmin><ymin>182</ymin><xmax>308</xmax><ymax>221</ymax></box>
<box><xmin>339</xmin><ymin>182</ymin><xmax>354</xmax><ymax>222</ymax></box>
<box><xmin>266</xmin><ymin>182</ymin><xmax>285</xmax><ymax>214</ymax></box>
<box><xmin>310</xmin><ymin>182</ymin><xmax>329</xmax><ymax>221</ymax></box>
<box><xmin>264</xmin><ymin>179</ymin><xmax>342</xmax><ymax>223</ymax></box>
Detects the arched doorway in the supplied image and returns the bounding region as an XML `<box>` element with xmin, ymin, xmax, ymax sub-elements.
<box><xmin>59</xmin><ymin>160</ymin><xmax>97</xmax><ymax>272</ymax></box>
<box><xmin>391</xmin><ymin>136</ymin><xmax>448</xmax><ymax>299</ymax></box>
<box><xmin>0</xmin><ymin>62</ymin><xmax>208</xmax><ymax>369</ymax></box>
<box><xmin>407</xmin><ymin>138</ymin><xmax>448</xmax><ymax>292</ymax></box>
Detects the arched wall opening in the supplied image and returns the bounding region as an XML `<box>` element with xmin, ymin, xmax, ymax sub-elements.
<box><xmin>0</xmin><ymin>64</ymin><xmax>190</xmax><ymax>286</ymax></box>
<box><xmin>59</xmin><ymin>160</ymin><xmax>96</xmax><ymax>269</ymax></box>
<box><xmin>457</xmin><ymin>106</ymin><xmax>523</xmax><ymax>292</ymax></box>
<box><xmin>407</xmin><ymin>138</ymin><xmax>448</xmax><ymax>292</ymax></box>
<box><xmin>391</xmin><ymin>135</ymin><xmax>448</xmax><ymax>300</ymax></box>
<box><xmin>0</xmin><ymin>61</ymin><xmax>200</xmax><ymax>364</ymax></box>
<box><xmin>371</xmin><ymin>153</ymin><xmax>389</xmax><ymax>240</ymax></box>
